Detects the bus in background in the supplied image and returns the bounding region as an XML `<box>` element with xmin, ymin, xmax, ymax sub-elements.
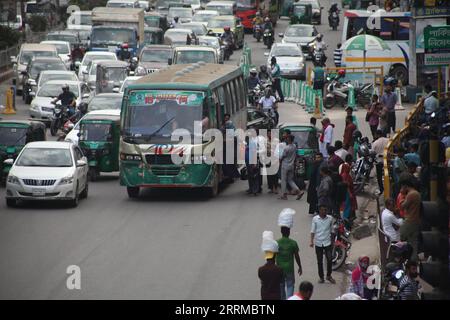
<box><xmin>236</xmin><ymin>0</ymin><xmax>260</xmax><ymax>32</ymax></box>
<box><xmin>120</xmin><ymin>63</ymin><xmax>247</xmax><ymax>198</ymax></box>
<box><xmin>341</xmin><ymin>10</ymin><xmax>411</xmax><ymax>84</ymax></box>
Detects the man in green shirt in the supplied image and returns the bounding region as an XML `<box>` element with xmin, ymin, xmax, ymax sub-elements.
<box><xmin>276</xmin><ymin>226</ymin><xmax>303</xmax><ymax>300</ymax></box>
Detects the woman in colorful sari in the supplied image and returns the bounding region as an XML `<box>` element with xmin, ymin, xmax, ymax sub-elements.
<box><xmin>340</xmin><ymin>154</ymin><xmax>357</xmax><ymax>226</ymax></box>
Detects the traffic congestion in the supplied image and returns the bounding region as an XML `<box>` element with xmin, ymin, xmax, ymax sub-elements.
<box><xmin>0</xmin><ymin>0</ymin><xmax>449</xmax><ymax>302</ymax></box>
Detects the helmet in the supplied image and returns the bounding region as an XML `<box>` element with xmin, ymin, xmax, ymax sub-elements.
<box><xmin>384</xmin><ymin>76</ymin><xmax>397</xmax><ymax>86</ymax></box>
<box><xmin>260</xmin><ymin>65</ymin><xmax>267</xmax><ymax>72</ymax></box>
<box><xmin>250</xmin><ymin>68</ymin><xmax>257</xmax><ymax>75</ymax></box>
<box><xmin>265</xmin><ymin>17</ymin><xmax>270</xmax><ymax>22</ymax></box>
<box><xmin>352</xmin><ymin>130</ymin><xmax>362</xmax><ymax>141</ymax></box>
<box><xmin>338</xmin><ymin>69</ymin><xmax>346</xmax><ymax>77</ymax></box>
<box><xmin>122</xmin><ymin>43</ymin><xmax>129</xmax><ymax>49</ymax></box>
<box><xmin>62</xmin><ymin>84</ymin><xmax>69</xmax><ymax>90</ymax></box>
<box><xmin>224</xmin><ymin>26</ymin><xmax>231</xmax><ymax>32</ymax></box>
<box><xmin>78</xmin><ymin>102</ymin><xmax>88</xmax><ymax>114</ymax></box>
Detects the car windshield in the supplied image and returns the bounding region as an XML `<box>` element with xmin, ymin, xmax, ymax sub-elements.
<box><xmin>293</xmin><ymin>6</ymin><xmax>306</xmax><ymax>15</ymax></box>
<box><xmin>103</xmin><ymin>68</ymin><xmax>127</xmax><ymax>82</ymax></box>
<box><xmin>38</xmin><ymin>83</ymin><xmax>79</xmax><ymax>98</ymax></box>
<box><xmin>0</xmin><ymin>127</ymin><xmax>28</xmax><ymax>146</ymax></box>
<box><xmin>208</xmin><ymin>18</ymin><xmax>234</xmax><ymax>28</ymax></box>
<box><xmin>30</xmin><ymin>61</ymin><xmax>66</xmax><ymax>79</ymax></box>
<box><xmin>198</xmin><ymin>37</ymin><xmax>219</xmax><ymax>47</ymax></box>
<box><xmin>141</xmin><ymin>49</ymin><xmax>170</xmax><ymax>62</ymax></box>
<box><xmin>145</xmin><ymin>16</ymin><xmax>161</xmax><ymax>28</ymax></box>
<box><xmin>20</xmin><ymin>51</ymin><xmax>57</xmax><ymax>64</ymax></box>
<box><xmin>169</xmin><ymin>8</ymin><xmax>193</xmax><ymax>18</ymax></box>
<box><xmin>192</xmin><ymin>13</ymin><xmax>217</xmax><ymax>22</ymax></box>
<box><xmin>47</xmin><ymin>34</ymin><xmax>78</xmax><ymax>44</ymax></box>
<box><xmin>50</xmin><ymin>43</ymin><xmax>70</xmax><ymax>54</ymax></box>
<box><xmin>178</xmin><ymin>24</ymin><xmax>206</xmax><ymax>35</ymax></box>
<box><xmin>89</xmin><ymin>96</ymin><xmax>123</xmax><ymax>111</ymax></box>
<box><xmin>82</xmin><ymin>54</ymin><xmax>115</xmax><ymax>67</ymax></box>
<box><xmin>91</xmin><ymin>28</ymin><xmax>136</xmax><ymax>45</ymax></box>
<box><xmin>176</xmin><ymin>50</ymin><xmax>215</xmax><ymax>63</ymax></box>
<box><xmin>272</xmin><ymin>46</ymin><xmax>302</xmax><ymax>56</ymax></box>
<box><xmin>40</xmin><ymin>73</ymin><xmax>77</xmax><ymax>85</ymax></box>
<box><xmin>80</xmin><ymin>123</ymin><xmax>112</xmax><ymax>141</ymax></box>
<box><xmin>206</xmin><ymin>5</ymin><xmax>233</xmax><ymax>15</ymax></box>
<box><xmin>16</xmin><ymin>148</ymin><xmax>73</xmax><ymax>167</ymax></box>
<box><xmin>285</xmin><ymin>26</ymin><xmax>313</xmax><ymax>37</ymax></box>
<box><xmin>291</xmin><ymin>130</ymin><xmax>318</xmax><ymax>150</ymax></box>
<box><xmin>123</xmin><ymin>90</ymin><xmax>204</xmax><ymax>143</ymax></box>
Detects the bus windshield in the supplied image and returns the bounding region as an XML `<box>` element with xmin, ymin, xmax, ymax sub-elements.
<box><xmin>123</xmin><ymin>90</ymin><xmax>204</xmax><ymax>143</ymax></box>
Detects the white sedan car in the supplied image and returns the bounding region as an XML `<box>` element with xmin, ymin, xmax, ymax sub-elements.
<box><xmin>5</xmin><ymin>141</ymin><xmax>89</xmax><ymax>207</ymax></box>
<box><xmin>30</xmin><ymin>80</ymin><xmax>92</xmax><ymax>121</ymax></box>
<box><xmin>78</xmin><ymin>51</ymin><xmax>118</xmax><ymax>79</ymax></box>
<box><xmin>41</xmin><ymin>40</ymin><xmax>72</xmax><ymax>69</ymax></box>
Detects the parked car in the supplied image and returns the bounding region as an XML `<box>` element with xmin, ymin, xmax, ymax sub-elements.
<box><xmin>279</xmin><ymin>24</ymin><xmax>318</xmax><ymax>59</ymax></box>
<box><xmin>265</xmin><ymin>43</ymin><xmax>306</xmax><ymax>80</ymax></box>
<box><xmin>5</xmin><ymin>141</ymin><xmax>89</xmax><ymax>207</ymax></box>
<box><xmin>11</xmin><ymin>43</ymin><xmax>58</xmax><ymax>95</ymax></box>
<box><xmin>22</xmin><ymin>57</ymin><xmax>67</xmax><ymax>105</ymax></box>
<box><xmin>136</xmin><ymin>45</ymin><xmax>172</xmax><ymax>74</ymax></box>
<box><xmin>40</xmin><ymin>41</ymin><xmax>72</xmax><ymax>69</ymax></box>
<box><xmin>29</xmin><ymin>80</ymin><xmax>92</xmax><ymax>122</ymax></box>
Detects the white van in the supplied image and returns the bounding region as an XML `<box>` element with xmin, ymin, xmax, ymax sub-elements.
<box><xmin>11</xmin><ymin>43</ymin><xmax>58</xmax><ymax>95</ymax></box>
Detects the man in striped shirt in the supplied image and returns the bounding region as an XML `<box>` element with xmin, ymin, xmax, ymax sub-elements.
<box><xmin>398</xmin><ymin>260</ymin><xmax>420</xmax><ymax>300</ymax></box>
<box><xmin>334</xmin><ymin>43</ymin><xmax>343</xmax><ymax>67</ymax></box>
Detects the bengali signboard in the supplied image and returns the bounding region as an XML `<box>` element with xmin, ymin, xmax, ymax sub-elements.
<box><xmin>414</xmin><ymin>6</ymin><xmax>450</xmax><ymax>17</ymax></box>
<box><xmin>424</xmin><ymin>52</ymin><xmax>450</xmax><ymax>66</ymax></box>
<box><xmin>424</xmin><ymin>25</ymin><xmax>450</xmax><ymax>50</ymax></box>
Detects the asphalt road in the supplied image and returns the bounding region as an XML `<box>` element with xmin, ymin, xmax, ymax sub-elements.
<box><xmin>0</xmin><ymin>7</ymin><xmax>411</xmax><ymax>300</ymax></box>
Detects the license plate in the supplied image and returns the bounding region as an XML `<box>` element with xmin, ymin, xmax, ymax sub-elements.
<box><xmin>32</xmin><ymin>188</ymin><xmax>46</xmax><ymax>196</ymax></box>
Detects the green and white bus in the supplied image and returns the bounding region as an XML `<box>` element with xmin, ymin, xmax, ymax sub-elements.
<box><xmin>120</xmin><ymin>63</ymin><xmax>247</xmax><ymax>198</ymax></box>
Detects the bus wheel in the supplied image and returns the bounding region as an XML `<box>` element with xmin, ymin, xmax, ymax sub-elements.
<box><xmin>127</xmin><ymin>186</ymin><xmax>140</xmax><ymax>199</ymax></box>
<box><xmin>206</xmin><ymin>169</ymin><xmax>219</xmax><ymax>198</ymax></box>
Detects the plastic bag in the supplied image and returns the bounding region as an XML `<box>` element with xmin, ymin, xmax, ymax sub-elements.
<box><xmin>278</xmin><ymin>208</ymin><xmax>296</xmax><ymax>228</ymax></box>
<box><xmin>261</xmin><ymin>230</ymin><xmax>278</xmax><ymax>252</ymax></box>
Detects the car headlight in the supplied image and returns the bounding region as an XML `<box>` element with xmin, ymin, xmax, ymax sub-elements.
<box><xmin>7</xmin><ymin>175</ymin><xmax>20</xmax><ymax>184</ymax></box>
<box><xmin>298</xmin><ymin>61</ymin><xmax>304</xmax><ymax>68</ymax></box>
<box><xmin>191</xmin><ymin>155</ymin><xmax>207</xmax><ymax>163</ymax></box>
<box><xmin>120</xmin><ymin>153</ymin><xmax>142</xmax><ymax>161</ymax></box>
<box><xmin>59</xmin><ymin>175</ymin><xmax>74</xmax><ymax>185</ymax></box>
<box><xmin>30</xmin><ymin>103</ymin><xmax>38</xmax><ymax>111</ymax></box>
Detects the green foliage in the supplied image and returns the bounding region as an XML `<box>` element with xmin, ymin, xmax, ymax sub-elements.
<box><xmin>0</xmin><ymin>26</ymin><xmax>22</xmax><ymax>50</ymax></box>
<box><xmin>28</xmin><ymin>15</ymin><xmax>48</xmax><ymax>32</ymax></box>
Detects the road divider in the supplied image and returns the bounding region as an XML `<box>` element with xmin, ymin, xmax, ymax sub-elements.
<box><xmin>281</xmin><ymin>78</ymin><xmax>324</xmax><ymax>117</ymax></box>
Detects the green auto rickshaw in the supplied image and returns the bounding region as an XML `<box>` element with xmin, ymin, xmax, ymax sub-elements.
<box><xmin>143</xmin><ymin>27</ymin><xmax>164</xmax><ymax>46</ymax></box>
<box><xmin>78</xmin><ymin>114</ymin><xmax>121</xmax><ymax>181</ymax></box>
<box><xmin>0</xmin><ymin>120</ymin><xmax>46</xmax><ymax>184</ymax></box>
<box><xmin>95</xmin><ymin>60</ymin><xmax>129</xmax><ymax>94</ymax></box>
<box><xmin>290</xmin><ymin>3</ymin><xmax>313</xmax><ymax>25</ymax></box>
<box><xmin>278</xmin><ymin>123</ymin><xmax>319</xmax><ymax>183</ymax></box>
<box><xmin>281</xmin><ymin>0</ymin><xmax>294</xmax><ymax>17</ymax></box>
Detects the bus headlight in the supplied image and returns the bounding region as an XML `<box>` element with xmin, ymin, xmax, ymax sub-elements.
<box><xmin>120</xmin><ymin>153</ymin><xmax>142</xmax><ymax>161</ymax></box>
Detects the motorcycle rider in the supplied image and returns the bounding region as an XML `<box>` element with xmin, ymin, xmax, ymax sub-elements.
<box><xmin>70</xmin><ymin>44</ymin><xmax>84</xmax><ymax>71</ymax></box>
<box><xmin>221</xmin><ymin>26</ymin><xmax>235</xmax><ymax>49</ymax></box>
<box><xmin>252</xmin><ymin>11</ymin><xmax>264</xmax><ymax>35</ymax></box>
<box><xmin>328</xmin><ymin>3</ymin><xmax>340</xmax><ymax>27</ymax></box>
<box><xmin>52</xmin><ymin>84</ymin><xmax>77</xmax><ymax>116</ymax></box>
<box><xmin>247</xmin><ymin>68</ymin><xmax>261</xmax><ymax>91</ymax></box>
<box><xmin>263</xmin><ymin>17</ymin><xmax>274</xmax><ymax>42</ymax></box>
<box><xmin>258</xmin><ymin>88</ymin><xmax>278</xmax><ymax>125</ymax></box>
<box><xmin>170</xmin><ymin>16</ymin><xmax>179</xmax><ymax>28</ymax></box>
<box><xmin>259</xmin><ymin>65</ymin><xmax>271</xmax><ymax>82</ymax></box>
<box><xmin>309</xmin><ymin>34</ymin><xmax>327</xmax><ymax>65</ymax></box>
<box><xmin>118</xmin><ymin>43</ymin><xmax>132</xmax><ymax>61</ymax></box>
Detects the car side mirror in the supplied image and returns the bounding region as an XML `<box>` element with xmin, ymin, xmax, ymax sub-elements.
<box><xmin>278</xmin><ymin>33</ymin><xmax>284</xmax><ymax>38</ymax></box>
<box><xmin>168</xmin><ymin>58</ymin><xmax>173</xmax><ymax>65</ymax></box>
<box><xmin>4</xmin><ymin>159</ymin><xmax>14</xmax><ymax>165</ymax></box>
<box><xmin>77</xmin><ymin>159</ymin><xmax>87</xmax><ymax>167</ymax></box>
<box><xmin>113</xmin><ymin>87</ymin><xmax>120</xmax><ymax>93</ymax></box>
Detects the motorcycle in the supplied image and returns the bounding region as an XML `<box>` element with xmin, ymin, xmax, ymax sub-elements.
<box><xmin>324</xmin><ymin>76</ymin><xmax>351</xmax><ymax>109</ymax></box>
<box><xmin>355</xmin><ymin>83</ymin><xmax>374</xmax><ymax>108</ymax></box>
<box><xmin>50</xmin><ymin>101</ymin><xmax>71</xmax><ymax>136</ymax></box>
<box><xmin>254</xmin><ymin>24</ymin><xmax>263</xmax><ymax>42</ymax></box>
<box><xmin>57</xmin><ymin>120</ymin><xmax>75</xmax><ymax>142</ymax></box>
<box><xmin>329</xmin><ymin>11</ymin><xmax>339</xmax><ymax>31</ymax></box>
<box><xmin>221</xmin><ymin>40</ymin><xmax>233</xmax><ymax>61</ymax></box>
<box><xmin>312</xmin><ymin>47</ymin><xmax>326</xmax><ymax>67</ymax></box>
<box><xmin>263</xmin><ymin>29</ymin><xmax>273</xmax><ymax>49</ymax></box>
<box><xmin>331</xmin><ymin>215</ymin><xmax>352</xmax><ymax>270</ymax></box>
<box><xmin>352</xmin><ymin>138</ymin><xmax>377</xmax><ymax>194</ymax></box>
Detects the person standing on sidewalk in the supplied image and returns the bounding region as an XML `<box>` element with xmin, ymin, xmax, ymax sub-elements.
<box><xmin>367</xmin><ymin>94</ymin><xmax>381</xmax><ymax>140</ymax></box>
<box><xmin>343</xmin><ymin>115</ymin><xmax>357</xmax><ymax>156</ymax></box>
<box><xmin>271</xmin><ymin>57</ymin><xmax>284</xmax><ymax>102</ymax></box>
<box><xmin>371</xmin><ymin>129</ymin><xmax>389</xmax><ymax>194</ymax></box>
<box><xmin>317</xmin><ymin>166</ymin><xmax>334</xmax><ymax>212</ymax></box>
<box><xmin>380</xmin><ymin>83</ymin><xmax>398</xmax><ymax>136</ymax></box>
<box><xmin>319</xmin><ymin>118</ymin><xmax>334</xmax><ymax>160</ymax></box>
<box><xmin>310</xmin><ymin>203</ymin><xmax>336</xmax><ymax>284</ymax></box>
<box><xmin>279</xmin><ymin>134</ymin><xmax>304</xmax><ymax>200</ymax></box>
<box><xmin>307</xmin><ymin>152</ymin><xmax>326</xmax><ymax>215</ymax></box>
<box><xmin>276</xmin><ymin>224</ymin><xmax>303</xmax><ymax>300</ymax></box>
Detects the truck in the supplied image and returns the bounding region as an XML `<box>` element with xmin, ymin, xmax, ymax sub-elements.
<box><xmin>90</xmin><ymin>7</ymin><xmax>145</xmax><ymax>57</ymax></box>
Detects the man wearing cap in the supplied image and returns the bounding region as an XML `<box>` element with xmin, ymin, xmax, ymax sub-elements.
<box><xmin>276</xmin><ymin>209</ymin><xmax>303</xmax><ymax>300</ymax></box>
<box><xmin>310</xmin><ymin>203</ymin><xmax>336</xmax><ymax>284</ymax></box>
<box><xmin>258</xmin><ymin>234</ymin><xmax>283</xmax><ymax>300</ymax></box>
